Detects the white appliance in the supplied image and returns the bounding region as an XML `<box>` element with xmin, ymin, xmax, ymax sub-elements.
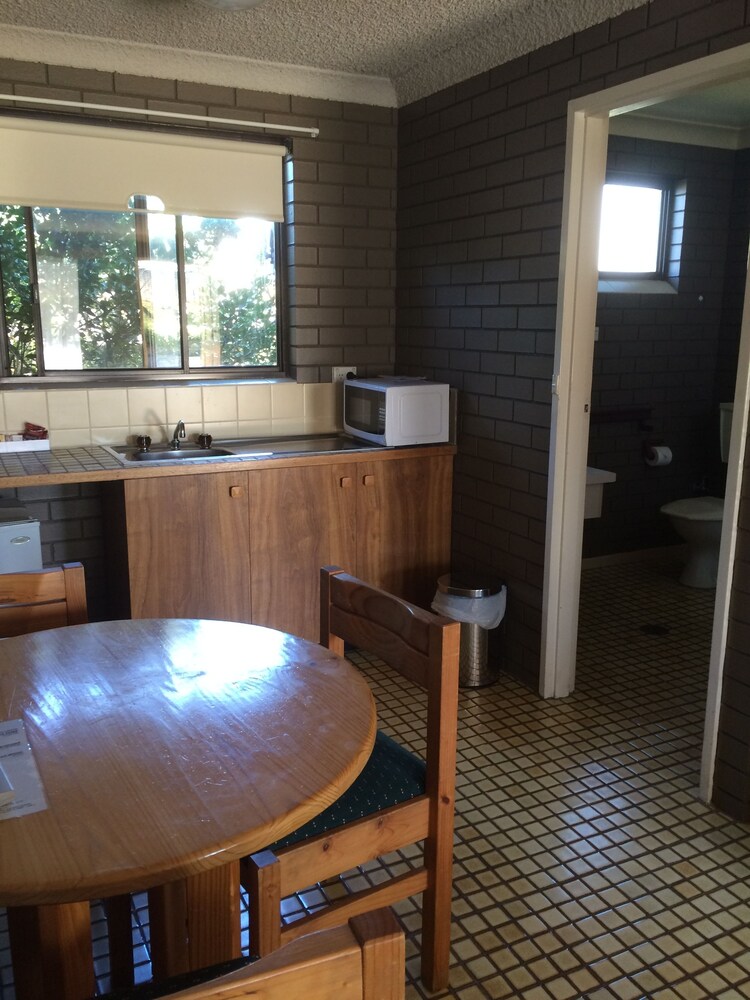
<box><xmin>343</xmin><ymin>376</ymin><xmax>450</xmax><ymax>447</ymax></box>
<box><xmin>0</xmin><ymin>501</ymin><xmax>42</xmax><ymax>573</ymax></box>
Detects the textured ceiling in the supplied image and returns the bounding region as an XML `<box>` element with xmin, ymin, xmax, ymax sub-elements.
<box><xmin>0</xmin><ymin>0</ymin><xmax>645</xmax><ymax>105</ymax></box>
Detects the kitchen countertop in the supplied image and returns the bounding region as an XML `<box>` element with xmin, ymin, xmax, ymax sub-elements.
<box><xmin>0</xmin><ymin>442</ymin><xmax>457</xmax><ymax>489</ymax></box>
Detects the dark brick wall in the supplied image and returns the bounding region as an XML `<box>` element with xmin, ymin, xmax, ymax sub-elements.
<box><xmin>397</xmin><ymin>0</ymin><xmax>750</xmax><ymax>690</ymax></box>
<box><xmin>0</xmin><ymin>484</ymin><xmax>108</xmax><ymax>621</ymax></box>
<box><xmin>584</xmin><ymin>135</ymin><xmax>743</xmax><ymax>558</ymax></box>
<box><xmin>0</xmin><ymin>59</ymin><xmax>397</xmax><ymax>384</ymax></box>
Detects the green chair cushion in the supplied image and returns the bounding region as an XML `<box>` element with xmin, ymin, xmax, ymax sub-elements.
<box><xmin>95</xmin><ymin>955</ymin><xmax>255</xmax><ymax>1000</ymax></box>
<box><xmin>270</xmin><ymin>729</ymin><xmax>426</xmax><ymax>852</ymax></box>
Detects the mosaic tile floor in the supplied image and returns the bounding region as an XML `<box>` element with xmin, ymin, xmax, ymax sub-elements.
<box><xmin>2</xmin><ymin>557</ymin><xmax>750</xmax><ymax>999</ymax></box>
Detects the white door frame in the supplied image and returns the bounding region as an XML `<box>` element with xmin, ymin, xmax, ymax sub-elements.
<box><xmin>541</xmin><ymin>43</ymin><xmax>750</xmax><ymax>802</ymax></box>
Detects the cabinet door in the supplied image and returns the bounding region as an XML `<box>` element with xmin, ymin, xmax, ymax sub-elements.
<box><xmin>356</xmin><ymin>454</ymin><xmax>453</xmax><ymax>609</ymax></box>
<box><xmin>125</xmin><ymin>473</ymin><xmax>251</xmax><ymax>622</ymax></box>
<box><xmin>248</xmin><ymin>463</ymin><xmax>357</xmax><ymax>641</ymax></box>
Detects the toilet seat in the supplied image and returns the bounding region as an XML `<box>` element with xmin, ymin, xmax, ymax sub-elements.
<box><xmin>660</xmin><ymin>496</ymin><xmax>724</xmax><ymax>521</ymax></box>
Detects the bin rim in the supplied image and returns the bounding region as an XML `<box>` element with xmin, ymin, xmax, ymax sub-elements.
<box><xmin>437</xmin><ymin>572</ymin><xmax>504</xmax><ymax>599</ymax></box>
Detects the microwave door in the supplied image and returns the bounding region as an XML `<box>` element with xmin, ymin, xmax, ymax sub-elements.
<box><xmin>346</xmin><ymin>387</ymin><xmax>386</xmax><ymax>435</ymax></box>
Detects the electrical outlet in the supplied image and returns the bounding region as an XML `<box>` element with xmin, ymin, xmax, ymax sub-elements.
<box><xmin>332</xmin><ymin>366</ymin><xmax>357</xmax><ymax>383</ymax></box>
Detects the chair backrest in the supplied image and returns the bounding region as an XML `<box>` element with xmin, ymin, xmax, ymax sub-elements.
<box><xmin>170</xmin><ymin>908</ymin><xmax>404</xmax><ymax>999</ymax></box>
<box><xmin>245</xmin><ymin>570</ymin><xmax>459</xmax><ymax>992</ymax></box>
<box><xmin>0</xmin><ymin>562</ymin><xmax>88</xmax><ymax>637</ymax></box>
<box><xmin>320</xmin><ymin>566</ymin><xmax>460</xmax><ymax>840</ymax></box>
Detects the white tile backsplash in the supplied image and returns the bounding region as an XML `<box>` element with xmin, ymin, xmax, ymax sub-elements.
<box><xmin>166</xmin><ymin>387</ymin><xmax>203</xmax><ymax>427</ymax></box>
<box><xmin>127</xmin><ymin>387</ymin><xmax>168</xmax><ymax>434</ymax></box>
<box><xmin>89</xmin><ymin>389</ymin><xmax>129</xmax><ymax>428</ymax></box>
<box><xmin>304</xmin><ymin>382</ymin><xmax>339</xmax><ymax>424</ymax></box>
<box><xmin>47</xmin><ymin>390</ymin><xmax>90</xmax><ymax>430</ymax></box>
<box><xmin>0</xmin><ymin>382</ymin><xmax>339</xmax><ymax>448</ymax></box>
<box><xmin>270</xmin><ymin>416</ymin><xmax>309</xmax><ymax>437</ymax></box>
<box><xmin>202</xmin><ymin>385</ymin><xmax>238</xmax><ymax>424</ymax></box>
<box><xmin>53</xmin><ymin>427</ymin><xmax>92</xmax><ymax>447</ymax></box>
<box><xmin>3</xmin><ymin>391</ymin><xmax>49</xmax><ymax>435</ymax></box>
<box><xmin>91</xmin><ymin>425</ymin><xmax>131</xmax><ymax>446</ymax></box>
<box><xmin>236</xmin><ymin>419</ymin><xmax>274</xmax><ymax>438</ymax></box>
<box><xmin>238</xmin><ymin>383</ymin><xmax>272</xmax><ymax>421</ymax></box>
<box><xmin>271</xmin><ymin>383</ymin><xmax>305</xmax><ymax>419</ymax></box>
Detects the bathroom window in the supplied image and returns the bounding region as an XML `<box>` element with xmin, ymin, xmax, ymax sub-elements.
<box><xmin>598</xmin><ymin>179</ymin><xmax>670</xmax><ymax>278</ymax></box>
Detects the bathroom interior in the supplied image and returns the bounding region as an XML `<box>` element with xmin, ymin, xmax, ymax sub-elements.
<box><xmin>578</xmin><ymin>109</ymin><xmax>750</xmax><ymax>742</ymax></box>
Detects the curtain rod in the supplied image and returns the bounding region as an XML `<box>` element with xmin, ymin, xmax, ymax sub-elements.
<box><xmin>0</xmin><ymin>93</ymin><xmax>320</xmax><ymax>137</ymax></box>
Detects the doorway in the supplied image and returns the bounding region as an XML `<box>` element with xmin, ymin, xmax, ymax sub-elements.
<box><xmin>541</xmin><ymin>41</ymin><xmax>750</xmax><ymax>803</ymax></box>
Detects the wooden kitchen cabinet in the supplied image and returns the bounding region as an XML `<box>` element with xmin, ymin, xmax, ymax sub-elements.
<box><xmin>247</xmin><ymin>463</ymin><xmax>357</xmax><ymax>640</ymax></box>
<box><xmin>118</xmin><ymin>449</ymin><xmax>453</xmax><ymax>641</ymax></box>
<box><xmin>246</xmin><ymin>452</ymin><xmax>453</xmax><ymax>639</ymax></box>
<box><xmin>123</xmin><ymin>472</ymin><xmax>252</xmax><ymax>622</ymax></box>
<box><xmin>354</xmin><ymin>453</ymin><xmax>453</xmax><ymax>610</ymax></box>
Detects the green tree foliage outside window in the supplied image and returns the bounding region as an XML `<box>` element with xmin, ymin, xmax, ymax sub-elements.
<box><xmin>0</xmin><ymin>204</ymin><xmax>279</xmax><ymax>377</ymax></box>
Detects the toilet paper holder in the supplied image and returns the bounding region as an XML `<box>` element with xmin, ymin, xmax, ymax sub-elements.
<box><xmin>642</xmin><ymin>440</ymin><xmax>672</xmax><ymax>466</ymax></box>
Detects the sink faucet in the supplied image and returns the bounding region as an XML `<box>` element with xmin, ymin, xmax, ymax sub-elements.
<box><xmin>169</xmin><ymin>419</ymin><xmax>186</xmax><ymax>450</ymax></box>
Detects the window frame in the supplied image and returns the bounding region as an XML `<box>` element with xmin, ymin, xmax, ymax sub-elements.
<box><xmin>598</xmin><ymin>172</ymin><xmax>673</xmax><ymax>283</ymax></box>
<box><xmin>0</xmin><ymin>112</ymin><xmax>289</xmax><ymax>386</ymax></box>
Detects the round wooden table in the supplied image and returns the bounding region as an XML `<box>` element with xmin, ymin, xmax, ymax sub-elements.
<box><xmin>0</xmin><ymin>618</ymin><xmax>377</xmax><ymax>1000</ymax></box>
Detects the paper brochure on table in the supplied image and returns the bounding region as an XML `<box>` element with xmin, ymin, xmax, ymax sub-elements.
<box><xmin>0</xmin><ymin>719</ymin><xmax>48</xmax><ymax>819</ymax></box>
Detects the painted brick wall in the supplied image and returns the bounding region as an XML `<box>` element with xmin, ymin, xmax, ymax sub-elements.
<box><xmin>0</xmin><ymin>58</ymin><xmax>397</xmax><ymax>383</ymax></box>
<box><xmin>585</xmin><ymin>134</ymin><xmax>742</xmax><ymax>559</ymax></box>
<box><xmin>397</xmin><ymin>0</ymin><xmax>750</xmax><ymax>689</ymax></box>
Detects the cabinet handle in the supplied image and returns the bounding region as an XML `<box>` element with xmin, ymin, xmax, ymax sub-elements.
<box><xmin>339</xmin><ymin>476</ymin><xmax>352</xmax><ymax>488</ymax></box>
<box><xmin>362</xmin><ymin>474</ymin><xmax>375</xmax><ymax>487</ymax></box>
<box><xmin>229</xmin><ymin>485</ymin><xmax>244</xmax><ymax>498</ymax></box>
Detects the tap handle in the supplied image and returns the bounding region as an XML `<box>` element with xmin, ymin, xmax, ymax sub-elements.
<box><xmin>136</xmin><ymin>435</ymin><xmax>151</xmax><ymax>452</ymax></box>
<box><xmin>198</xmin><ymin>433</ymin><xmax>213</xmax><ymax>449</ymax></box>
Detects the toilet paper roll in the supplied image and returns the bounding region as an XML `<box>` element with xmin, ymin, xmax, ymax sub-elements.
<box><xmin>645</xmin><ymin>445</ymin><xmax>672</xmax><ymax>467</ymax></box>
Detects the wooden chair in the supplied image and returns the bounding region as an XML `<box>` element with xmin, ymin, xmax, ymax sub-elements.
<box><xmin>95</xmin><ymin>908</ymin><xmax>404</xmax><ymax>1000</ymax></box>
<box><xmin>0</xmin><ymin>562</ymin><xmax>87</xmax><ymax>636</ymax></box>
<box><xmin>242</xmin><ymin>566</ymin><xmax>461</xmax><ymax>993</ymax></box>
<box><xmin>0</xmin><ymin>562</ymin><xmax>134</xmax><ymax>988</ymax></box>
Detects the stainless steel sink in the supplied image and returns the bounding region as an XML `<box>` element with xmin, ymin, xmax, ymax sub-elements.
<box><xmin>106</xmin><ymin>445</ymin><xmax>235</xmax><ymax>463</ymax></box>
<box><xmin>220</xmin><ymin>434</ymin><xmax>380</xmax><ymax>457</ymax></box>
<box><xmin>131</xmin><ymin>447</ymin><xmax>234</xmax><ymax>461</ymax></box>
<box><xmin>105</xmin><ymin>434</ymin><xmax>382</xmax><ymax>466</ymax></box>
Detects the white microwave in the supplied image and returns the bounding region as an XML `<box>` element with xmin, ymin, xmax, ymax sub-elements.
<box><xmin>343</xmin><ymin>376</ymin><xmax>450</xmax><ymax>447</ymax></box>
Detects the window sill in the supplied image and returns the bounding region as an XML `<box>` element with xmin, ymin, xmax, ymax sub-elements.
<box><xmin>0</xmin><ymin>375</ymin><xmax>297</xmax><ymax>390</ymax></box>
<box><xmin>597</xmin><ymin>278</ymin><xmax>677</xmax><ymax>295</ymax></box>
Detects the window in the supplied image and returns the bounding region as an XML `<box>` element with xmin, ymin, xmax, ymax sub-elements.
<box><xmin>0</xmin><ymin>116</ymin><xmax>287</xmax><ymax>380</ymax></box>
<box><xmin>598</xmin><ymin>180</ymin><xmax>669</xmax><ymax>277</ymax></box>
<box><xmin>0</xmin><ymin>203</ymin><xmax>279</xmax><ymax>376</ymax></box>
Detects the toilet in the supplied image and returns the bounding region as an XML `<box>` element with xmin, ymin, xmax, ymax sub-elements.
<box><xmin>659</xmin><ymin>403</ymin><xmax>732</xmax><ymax>588</ymax></box>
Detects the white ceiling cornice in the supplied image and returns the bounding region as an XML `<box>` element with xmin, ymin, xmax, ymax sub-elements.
<box><xmin>0</xmin><ymin>24</ymin><xmax>397</xmax><ymax>108</ymax></box>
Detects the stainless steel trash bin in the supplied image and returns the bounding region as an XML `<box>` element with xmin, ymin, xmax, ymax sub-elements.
<box><xmin>436</xmin><ymin>573</ymin><xmax>504</xmax><ymax>687</ymax></box>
